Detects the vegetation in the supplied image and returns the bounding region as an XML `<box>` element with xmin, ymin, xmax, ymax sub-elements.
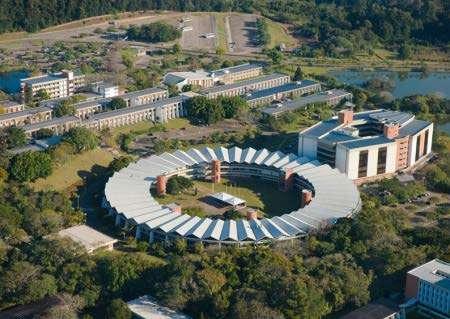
<box><xmin>63</xmin><ymin>127</ymin><xmax>99</xmax><ymax>152</ymax></box>
<box><xmin>108</xmin><ymin>97</ymin><xmax>127</xmax><ymax>110</ymax></box>
<box><xmin>9</xmin><ymin>151</ymin><xmax>53</xmax><ymax>182</ymax></box>
<box><xmin>54</xmin><ymin>95</ymin><xmax>86</xmax><ymax>117</ymax></box>
<box><xmin>186</xmin><ymin>96</ymin><xmax>247</xmax><ymax>125</ymax></box>
<box><xmin>127</xmin><ymin>22</ymin><xmax>181</xmax><ymax>43</ymax></box>
<box><xmin>166</xmin><ymin>175</ymin><xmax>194</xmax><ymax>195</ymax></box>
<box><xmin>0</xmin><ymin>126</ymin><xmax>27</xmax><ymax>150</ymax></box>
<box><xmin>255</xmin><ymin>18</ymin><xmax>270</xmax><ymax>46</ymax></box>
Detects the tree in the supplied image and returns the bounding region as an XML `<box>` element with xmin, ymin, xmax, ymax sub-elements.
<box><xmin>293</xmin><ymin>66</ymin><xmax>304</xmax><ymax>81</ymax></box>
<box><xmin>54</xmin><ymin>101</ymin><xmax>76</xmax><ymax>117</ymax></box>
<box><xmin>166</xmin><ymin>176</ymin><xmax>193</xmax><ymax>195</ymax></box>
<box><xmin>35</xmin><ymin>89</ymin><xmax>51</xmax><ymax>101</ymax></box>
<box><xmin>106</xmin><ymin>299</ymin><xmax>132</xmax><ymax>319</ymax></box>
<box><xmin>36</xmin><ymin>128</ymin><xmax>54</xmax><ymax>139</ymax></box>
<box><xmin>172</xmin><ymin>43</ymin><xmax>182</xmax><ymax>54</ymax></box>
<box><xmin>9</xmin><ymin>151</ymin><xmax>53</xmax><ymax>182</ymax></box>
<box><xmin>63</xmin><ymin>127</ymin><xmax>99</xmax><ymax>152</ymax></box>
<box><xmin>398</xmin><ymin>42</ymin><xmax>412</xmax><ymax>60</ymax></box>
<box><xmin>109</xmin><ymin>156</ymin><xmax>133</xmax><ymax>172</ymax></box>
<box><xmin>108</xmin><ymin>97</ymin><xmax>127</xmax><ymax>110</ymax></box>
<box><xmin>127</xmin><ymin>22</ymin><xmax>181</xmax><ymax>43</ymax></box>
<box><xmin>4</xmin><ymin>126</ymin><xmax>27</xmax><ymax>148</ymax></box>
<box><xmin>267</xmin><ymin>48</ymin><xmax>283</xmax><ymax>64</ymax></box>
<box><xmin>219</xmin><ymin>96</ymin><xmax>247</xmax><ymax>119</ymax></box>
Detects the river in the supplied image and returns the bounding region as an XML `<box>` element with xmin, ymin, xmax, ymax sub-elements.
<box><xmin>329</xmin><ymin>70</ymin><xmax>450</xmax><ymax>98</ymax></box>
<box><xmin>0</xmin><ymin>70</ymin><xmax>30</xmax><ymax>94</ymax></box>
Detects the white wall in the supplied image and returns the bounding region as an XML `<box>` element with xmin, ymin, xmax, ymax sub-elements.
<box><xmin>346</xmin><ymin>149</ymin><xmax>360</xmax><ymax>180</ymax></box>
<box><xmin>335</xmin><ymin>144</ymin><xmax>347</xmax><ymax>175</ymax></box>
<box><xmin>298</xmin><ymin>134</ymin><xmax>318</xmax><ymax>159</ymax></box>
<box><xmin>426</xmin><ymin>124</ymin><xmax>434</xmax><ymax>154</ymax></box>
<box><xmin>408</xmin><ymin>134</ymin><xmax>418</xmax><ymax>167</ymax></box>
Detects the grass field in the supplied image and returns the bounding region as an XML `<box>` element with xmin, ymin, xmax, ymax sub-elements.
<box><xmin>214</xmin><ymin>13</ymin><xmax>228</xmax><ymax>53</ymax></box>
<box><xmin>31</xmin><ymin>148</ymin><xmax>114</xmax><ymax>192</ymax></box>
<box><xmin>155</xmin><ymin>178</ymin><xmax>299</xmax><ymax>218</ymax></box>
<box><xmin>266</xmin><ymin>20</ymin><xmax>297</xmax><ymax>49</ymax></box>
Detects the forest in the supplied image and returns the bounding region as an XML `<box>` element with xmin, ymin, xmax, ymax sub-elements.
<box><xmin>0</xmin><ymin>0</ymin><xmax>448</xmax><ymax>56</ymax></box>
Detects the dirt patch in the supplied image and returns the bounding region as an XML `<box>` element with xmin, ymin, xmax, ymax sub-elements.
<box><xmin>179</xmin><ymin>14</ymin><xmax>217</xmax><ymax>52</ymax></box>
<box><xmin>229</xmin><ymin>13</ymin><xmax>261</xmax><ymax>54</ymax></box>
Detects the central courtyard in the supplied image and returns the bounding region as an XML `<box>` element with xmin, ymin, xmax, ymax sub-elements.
<box><xmin>152</xmin><ymin>177</ymin><xmax>300</xmax><ymax>218</ymax></box>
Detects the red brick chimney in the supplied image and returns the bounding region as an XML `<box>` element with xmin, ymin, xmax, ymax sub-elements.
<box><xmin>338</xmin><ymin>109</ymin><xmax>353</xmax><ymax>125</ymax></box>
<box><xmin>156</xmin><ymin>175</ymin><xmax>167</xmax><ymax>196</ymax></box>
<box><xmin>383</xmin><ymin>123</ymin><xmax>399</xmax><ymax>139</ymax></box>
<box><xmin>211</xmin><ymin>160</ymin><xmax>221</xmax><ymax>183</ymax></box>
<box><xmin>246</xmin><ymin>209</ymin><xmax>258</xmax><ymax>220</ymax></box>
<box><xmin>300</xmin><ymin>189</ymin><xmax>312</xmax><ymax>208</ymax></box>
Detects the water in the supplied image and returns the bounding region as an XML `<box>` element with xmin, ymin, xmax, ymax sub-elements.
<box><xmin>329</xmin><ymin>70</ymin><xmax>450</xmax><ymax>98</ymax></box>
<box><xmin>0</xmin><ymin>70</ymin><xmax>30</xmax><ymax>93</ymax></box>
<box><xmin>439</xmin><ymin>122</ymin><xmax>450</xmax><ymax>135</ymax></box>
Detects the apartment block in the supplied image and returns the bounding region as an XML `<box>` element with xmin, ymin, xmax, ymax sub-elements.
<box><xmin>201</xmin><ymin>73</ymin><xmax>290</xmax><ymax>99</ymax></box>
<box><xmin>404</xmin><ymin>259</ymin><xmax>450</xmax><ymax>318</ymax></box>
<box><xmin>21</xmin><ymin>70</ymin><xmax>85</xmax><ymax>100</ymax></box>
<box><xmin>298</xmin><ymin>109</ymin><xmax>433</xmax><ymax>182</ymax></box>
<box><xmin>212</xmin><ymin>63</ymin><xmax>263</xmax><ymax>84</ymax></box>
<box><xmin>246</xmin><ymin>80</ymin><xmax>322</xmax><ymax>107</ymax></box>
<box><xmin>22</xmin><ymin>116</ymin><xmax>81</xmax><ymax>137</ymax></box>
<box><xmin>0</xmin><ymin>100</ymin><xmax>25</xmax><ymax>114</ymax></box>
<box><xmin>0</xmin><ymin>106</ymin><xmax>52</xmax><ymax>128</ymax></box>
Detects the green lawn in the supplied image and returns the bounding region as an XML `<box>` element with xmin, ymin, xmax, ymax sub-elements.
<box><xmin>31</xmin><ymin>148</ymin><xmax>114</xmax><ymax>192</ymax></box>
<box><xmin>155</xmin><ymin>178</ymin><xmax>299</xmax><ymax>218</ymax></box>
<box><xmin>266</xmin><ymin>20</ymin><xmax>298</xmax><ymax>49</ymax></box>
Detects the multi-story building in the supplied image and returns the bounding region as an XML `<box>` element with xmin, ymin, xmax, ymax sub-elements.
<box><xmin>164</xmin><ymin>63</ymin><xmax>263</xmax><ymax>90</ymax></box>
<box><xmin>0</xmin><ymin>100</ymin><xmax>25</xmax><ymax>114</ymax></box>
<box><xmin>84</xmin><ymin>96</ymin><xmax>186</xmax><ymax>130</ymax></box>
<box><xmin>22</xmin><ymin>116</ymin><xmax>81</xmax><ymax>137</ymax></box>
<box><xmin>121</xmin><ymin>87</ymin><xmax>168</xmax><ymax>107</ymax></box>
<box><xmin>404</xmin><ymin>259</ymin><xmax>450</xmax><ymax>318</ymax></box>
<box><xmin>212</xmin><ymin>63</ymin><xmax>263</xmax><ymax>84</ymax></box>
<box><xmin>0</xmin><ymin>106</ymin><xmax>52</xmax><ymax>128</ymax></box>
<box><xmin>201</xmin><ymin>73</ymin><xmax>290</xmax><ymax>99</ymax></box>
<box><xmin>91</xmin><ymin>82</ymin><xmax>119</xmax><ymax>98</ymax></box>
<box><xmin>261</xmin><ymin>89</ymin><xmax>352</xmax><ymax>118</ymax></box>
<box><xmin>298</xmin><ymin>109</ymin><xmax>433</xmax><ymax>182</ymax></box>
<box><xmin>245</xmin><ymin>80</ymin><xmax>322</xmax><ymax>107</ymax></box>
<box><xmin>21</xmin><ymin>70</ymin><xmax>85</xmax><ymax>100</ymax></box>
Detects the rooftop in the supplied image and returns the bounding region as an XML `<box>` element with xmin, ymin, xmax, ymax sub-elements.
<box><xmin>246</xmin><ymin>80</ymin><xmax>319</xmax><ymax>101</ymax></box>
<box><xmin>210</xmin><ymin>192</ymin><xmax>246</xmax><ymax>206</ymax></box>
<box><xmin>127</xmin><ymin>295</ymin><xmax>191</xmax><ymax>319</ymax></box>
<box><xmin>202</xmin><ymin>73</ymin><xmax>289</xmax><ymax>95</ymax></box>
<box><xmin>58</xmin><ymin>225</ymin><xmax>117</xmax><ymax>253</ymax></box>
<box><xmin>212</xmin><ymin>63</ymin><xmax>262</xmax><ymax>77</ymax></box>
<box><xmin>340</xmin><ymin>298</ymin><xmax>399</xmax><ymax>319</ymax></box>
<box><xmin>261</xmin><ymin>89</ymin><xmax>350</xmax><ymax>116</ymax></box>
<box><xmin>408</xmin><ymin>259</ymin><xmax>450</xmax><ymax>290</ymax></box>
<box><xmin>0</xmin><ymin>106</ymin><xmax>52</xmax><ymax>121</ymax></box>
<box><xmin>22</xmin><ymin>116</ymin><xmax>80</xmax><ymax>132</ymax></box>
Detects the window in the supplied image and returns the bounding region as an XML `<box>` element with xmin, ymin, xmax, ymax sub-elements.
<box><xmin>358</xmin><ymin>150</ymin><xmax>368</xmax><ymax>178</ymax></box>
<box><xmin>377</xmin><ymin>147</ymin><xmax>387</xmax><ymax>174</ymax></box>
<box><xmin>415</xmin><ymin>134</ymin><xmax>421</xmax><ymax>161</ymax></box>
<box><xmin>424</xmin><ymin>130</ymin><xmax>429</xmax><ymax>155</ymax></box>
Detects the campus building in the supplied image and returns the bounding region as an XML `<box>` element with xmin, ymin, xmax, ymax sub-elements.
<box><xmin>22</xmin><ymin>116</ymin><xmax>81</xmax><ymax>137</ymax></box>
<box><xmin>164</xmin><ymin>63</ymin><xmax>263</xmax><ymax>90</ymax></box>
<box><xmin>91</xmin><ymin>81</ymin><xmax>119</xmax><ymax>98</ymax></box>
<box><xmin>298</xmin><ymin>109</ymin><xmax>433</xmax><ymax>182</ymax></box>
<box><xmin>0</xmin><ymin>100</ymin><xmax>25</xmax><ymax>114</ymax></box>
<box><xmin>103</xmin><ymin>146</ymin><xmax>360</xmax><ymax>246</ymax></box>
<box><xmin>0</xmin><ymin>106</ymin><xmax>52</xmax><ymax>128</ymax></box>
<box><xmin>245</xmin><ymin>80</ymin><xmax>322</xmax><ymax>107</ymax></box>
<box><xmin>404</xmin><ymin>259</ymin><xmax>450</xmax><ymax>318</ymax></box>
<box><xmin>21</xmin><ymin>70</ymin><xmax>85</xmax><ymax>100</ymax></box>
<box><xmin>201</xmin><ymin>73</ymin><xmax>290</xmax><ymax>99</ymax></box>
<box><xmin>261</xmin><ymin>89</ymin><xmax>353</xmax><ymax>118</ymax></box>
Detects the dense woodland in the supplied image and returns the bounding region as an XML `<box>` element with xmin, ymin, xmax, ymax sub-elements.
<box><xmin>0</xmin><ymin>0</ymin><xmax>448</xmax><ymax>56</ymax></box>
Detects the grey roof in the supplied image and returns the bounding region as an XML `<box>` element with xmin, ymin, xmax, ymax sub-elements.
<box><xmin>88</xmin><ymin>96</ymin><xmax>184</xmax><ymax>121</ymax></box>
<box><xmin>122</xmin><ymin>87</ymin><xmax>167</xmax><ymax>99</ymax></box>
<box><xmin>339</xmin><ymin>136</ymin><xmax>394</xmax><ymax>149</ymax></box>
<box><xmin>408</xmin><ymin>259</ymin><xmax>450</xmax><ymax>290</ymax></box>
<box><xmin>0</xmin><ymin>106</ymin><xmax>52</xmax><ymax>121</ymax></box>
<box><xmin>201</xmin><ymin>73</ymin><xmax>289</xmax><ymax>95</ymax></box>
<box><xmin>21</xmin><ymin>74</ymin><xmax>65</xmax><ymax>85</ymax></box>
<box><xmin>246</xmin><ymin>80</ymin><xmax>319</xmax><ymax>101</ymax></box>
<box><xmin>398</xmin><ymin>119</ymin><xmax>432</xmax><ymax>138</ymax></box>
<box><xmin>368</xmin><ymin>109</ymin><xmax>414</xmax><ymax>126</ymax></box>
<box><xmin>301</xmin><ymin>120</ymin><xmax>343</xmax><ymax>138</ymax></box>
<box><xmin>212</xmin><ymin>63</ymin><xmax>262</xmax><ymax>77</ymax></box>
<box><xmin>262</xmin><ymin>89</ymin><xmax>351</xmax><ymax>116</ymax></box>
<box><xmin>22</xmin><ymin>116</ymin><xmax>80</xmax><ymax>132</ymax></box>
<box><xmin>104</xmin><ymin>146</ymin><xmax>361</xmax><ymax>245</ymax></box>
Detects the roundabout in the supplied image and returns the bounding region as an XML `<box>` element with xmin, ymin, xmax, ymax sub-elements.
<box><xmin>103</xmin><ymin>146</ymin><xmax>361</xmax><ymax>246</ymax></box>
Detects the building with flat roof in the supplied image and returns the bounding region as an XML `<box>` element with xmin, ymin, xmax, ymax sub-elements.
<box><xmin>404</xmin><ymin>259</ymin><xmax>450</xmax><ymax>318</ymax></box>
<box><xmin>201</xmin><ymin>73</ymin><xmax>290</xmax><ymax>99</ymax></box>
<box><xmin>127</xmin><ymin>295</ymin><xmax>191</xmax><ymax>319</ymax></box>
<box><xmin>58</xmin><ymin>225</ymin><xmax>117</xmax><ymax>254</ymax></box>
<box><xmin>0</xmin><ymin>100</ymin><xmax>25</xmax><ymax>114</ymax></box>
<box><xmin>21</xmin><ymin>70</ymin><xmax>85</xmax><ymax>100</ymax></box>
<box><xmin>164</xmin><ymin>70</ymin><xmax>215</xmax><ymax>90</ymax></box>
<box><xmin>0</xmin><ymin>106</ymin><xmax>52</xmax><ymax>128</ymax></box>
<box><xmin>22</xmin><ymin>116</ymin><xmax>80</xmax><ymax>137</ymax></box>
<box><xmin>91</xmin><ymin>81</ymin><xmax>119</xmax><ymax>98</ymax></box>
<box><xmin>212</xmin><ymin>63</ymin><xmax>263</xmax><ymax>84</ymax></box>
<box><xmin>261</xmin><ymin>89</ymin><xmax>352</xmax><ymax>118</ymax></box>
<box><xmin>298</xmin><ymin>109</ymin><xmax>433</xmax><ymax>182</ymax></box>
<box><xmin>246</xmin><ymin>80</ymin><xmax>322</xmax><ymax>107</ymax></box>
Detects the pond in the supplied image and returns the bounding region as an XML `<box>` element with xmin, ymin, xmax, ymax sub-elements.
<box><xmin>0</xmin><ymin>70</ymin><xmax>30</xmax><ymax>94</ymax></box>
<box><xmin>329</xmin><ymin>70</ymin><xmax>450</xmax><ymax>98</ymax></box>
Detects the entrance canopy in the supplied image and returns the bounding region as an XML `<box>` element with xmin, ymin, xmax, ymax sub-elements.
<box><xmin>210</xmin><ymin>192</ymin><xmax>246</xmax><ymax>207</ymax></box>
